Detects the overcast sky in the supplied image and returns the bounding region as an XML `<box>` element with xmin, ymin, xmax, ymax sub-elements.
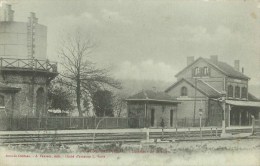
<box><xmin>3</xmin><ymin>0</ymin><xmax>260</xmax><ymax>85</ymax></box>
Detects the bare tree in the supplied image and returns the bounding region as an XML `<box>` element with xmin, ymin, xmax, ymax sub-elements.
<box><xmin>58</xmin><ymin>31</ymin><xmax>121</xmax><ymax>116</ymax></box>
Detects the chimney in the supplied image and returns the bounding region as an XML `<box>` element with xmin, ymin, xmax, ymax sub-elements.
<box><xmin>242</xmin><ymin>67</ymin><xmax>244</xmax><ymax>74</ymax></box>
<box><xmin>187</xmin><ymin>56</ymin><xmax>195</xmax><ymax>66</ymax></box>
<box><xmin>234</xmin><ymin>60</ymin><xmax>240</xmax><ymax>71</ymax></box>
<box><xmin>210</xmin><ymin>55</ymin><xmax>218</xmax><ymax>62</ymax></box>
<box><xmin>0</xmin><ymin>4</ymin><xmax>14</xmax><ymax>22</ymax></box>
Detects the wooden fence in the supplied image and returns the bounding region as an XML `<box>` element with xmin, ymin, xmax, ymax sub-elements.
<box><xmin>0</xmin><ymin>117</ymin><xmax>208</xmax><ymax>131</ymax></box>
<box><xmin>0</xmin><ymin>58</ymin><xmax>57</xmax><ymax>73</ymax></box>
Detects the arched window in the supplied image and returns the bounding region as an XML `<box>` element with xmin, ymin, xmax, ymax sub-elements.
<box><xmin>203</xmin><ymin>67</ymin><xmax>209</xmax><ymax>75</ymax></box>
<box><xmin>181</xmin><ymin>86</ymin><xmax>188</xmax><ymax>96</ymax></box>
<box><xmin>235</xmin><ymin>86</ymin><xmax>240</xmax><ymax>98</ymax></box>
<box><xmin>241</xmin><ymin>87</ymin><xmax>247</xmax><ymax>98</ymax></box>
<box><xmin>0</xmin><ymin>95</ymin><xmax>4</xmax><ymax>106</ymax></box>
<box><xmin>227</xmin><ymin>85</ymin><xmax>233</xmax><ymax>97</ymax></box>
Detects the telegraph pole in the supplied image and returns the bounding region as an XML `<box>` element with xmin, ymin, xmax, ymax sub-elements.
<box><xmin>193</xmin><ymin>78</ymin><xmax>197</xmax><ymax>126</ymax></box>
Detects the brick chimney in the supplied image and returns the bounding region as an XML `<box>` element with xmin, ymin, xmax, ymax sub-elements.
<box><xmin>234</xmin><ymin>60</ymin><xmax>240</xmax><ymax>71</ymax></box>
<box><xmin>210</xmin><ymin>55</ymin><xmax>218</xmax><ymax>62</ymax></box>
<box><xmin>187</xmin><ymin>56</ymin><xmax>194</xmax><ymax>66</ymax></box>
<box><xmin>0</xmin><ymin>4</ymin><xmax>14</xmax><ymax>22</ymax></box>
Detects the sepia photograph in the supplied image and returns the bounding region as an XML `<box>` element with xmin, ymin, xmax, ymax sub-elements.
<box><xmin>0</xmin><ymin>0</ymin><xmax>259</xmax><ymax>165</ymax></box>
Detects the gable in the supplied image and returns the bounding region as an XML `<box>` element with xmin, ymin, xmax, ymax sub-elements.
<box><xmin>175</xmin><ymin>57</ymin><xmax>250</xmax><ymax>80</ymax></box>
<box><xmin>175</xmin><ymin>58</ymin><xmax>225</xmax><ymax>80</ymax></box>
<box><xmin>165</xmin><ymin>79</ymin><xmax>207</xmax><ymax>98</ymax></box>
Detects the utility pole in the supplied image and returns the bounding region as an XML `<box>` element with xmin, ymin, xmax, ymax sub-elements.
<box><xmin>193</xmin><ymin>78</ymin><xmax>197</xmax><ymax>126</ymax></box>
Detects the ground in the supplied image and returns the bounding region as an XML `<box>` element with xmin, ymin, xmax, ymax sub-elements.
<box><xmin>0</xmin><ymin>139</ymin><xmax>259</xmax><ymax>166</ymax></box>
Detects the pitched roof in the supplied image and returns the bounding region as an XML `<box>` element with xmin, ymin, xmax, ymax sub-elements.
<box><xmin>165</xmin><ymin>78</ymin><xmax>222</xmax><ymax>98</ymax></box>
<box><xmin>175</xmin><ymin>57</ymin><xmax>250</xmax><ymax>80</ymax></box>
<box><xmin>126</xmin><ymin>90</ymin><xmax>179</xmax><ymax>103</ymax></box>
<box><xmin>248</xmin><ymin>93</ymin><xmax>260</xmax><ymax>102</ymax></box>
<box><xmin>204</xmin><ymin>58</ymin><xmax>250</xmax><ymax>80</ymax></box>
<box><xmin>0</xmin><ymin>82</ymin><xmax>20</xmax><ymax>93</ymax></box>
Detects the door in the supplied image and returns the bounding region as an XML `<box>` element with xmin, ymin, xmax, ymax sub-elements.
<box><xmin>170</xmin><ymin>109</ymin><xmax>174</xmax><ymax>127</ymax></box>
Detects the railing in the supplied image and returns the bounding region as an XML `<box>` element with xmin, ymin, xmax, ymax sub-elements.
<box><xmin>0</xmin><ymin>117</ymin><xmax>209</xmax><ymax>131</ymax></box>
<box><xmin>0</xmin><ymin>58</ymin><xmax>58</xmax><ymax>73</ymax></box>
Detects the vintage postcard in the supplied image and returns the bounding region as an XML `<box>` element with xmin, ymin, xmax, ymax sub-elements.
<box><xmin>0</xmin><ymin>0</ymin><xmax>259</xmax><ymax>165</ymax></box>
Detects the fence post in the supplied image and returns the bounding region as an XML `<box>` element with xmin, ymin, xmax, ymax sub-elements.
<box><xmin>26</xmin><ymin>116</ymin><xmax>28</xmax><ymax>130</ymax></box>
<box><xmin>69</xmin><ymin>116</ymin><xmax>71</xmax><ymax>128</ymax></box>
<box><xmin>116</xmin><ymin>118</ymin><xmax>119</xmax><ymax>128</ymax></box>
<box><xmin>105</xmin><ymin>118</ymin><xmax>107</xmax><ymax>129</ymax></box>
<box><xmin>175</xmin><ymin>128</ymin><xmax>178</xmax><ymax>138</ymax></box>
<box><xmin>63</xmin><ymin>118</ymin><xmax>66</xmax><ymax>129</ymax></box>
<box><xmin>215</xmin><ymin>128</ymin><xmax>218</xmax><ymax>137</ymax></box>
<box><xmin>251</xmin><ymin>115</ymin><xmax>255</xmax><ymax>135</ymax></box>
<box><xmin>94</xmin><ymin>117</ymin><xmax>96</xmax><ymax>129</ymax></box>
<box><xmin>83</xmin><ymin>118</ymin><xmax>85</xmax><ymax>129</ymax></box>
<box><xmin>138</xmin><ymin>118</ymin><xmax>140</xmax><ymax>128</ymax></box>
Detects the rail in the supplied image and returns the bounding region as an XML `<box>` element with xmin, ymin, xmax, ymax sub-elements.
<box><xmin>0</xmin><ymin>57</ymin><xmax>58</xmax><ymax>73</ymax></box>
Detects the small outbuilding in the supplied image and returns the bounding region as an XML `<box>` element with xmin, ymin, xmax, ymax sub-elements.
<box><xmin>126</xmin><ymin>90</ymin><xmax>180</xmax><ymax>128</ymax></box>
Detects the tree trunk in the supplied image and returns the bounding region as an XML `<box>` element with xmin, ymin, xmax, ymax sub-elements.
<box><xmin>76</xmin><ymin>76</ymin><xmax>83</xmax><ymax>117</ymax></box>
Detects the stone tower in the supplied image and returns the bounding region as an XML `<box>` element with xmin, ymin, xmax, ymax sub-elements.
<box><xmin>0</xmin><ymin>4</ymin><xmax>58</xmax><ymax>119</ymax></box>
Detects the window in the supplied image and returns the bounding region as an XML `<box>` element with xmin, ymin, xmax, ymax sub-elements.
<box><xmin>227</xmin><ymin>85</ymin><xmax>233</xmax><ymax>97</ymax></box>
<box><xmin>194</xmin><ymin>67</ymin><xmax>200</xmax><ymax>76</ymax></box>
<box><xmin>241</xmin><ymin>87</ymin><xmax>247</xmax><ymax>98</ymax></box>
<box><xmin>181</xmin><ymin>86</ymin><xmax>188</xmax><ymax>96</ymax></box>
<box><xmin>203</xmin><ymin>67</ymin><xmax>209</xmax><ymax>76</ymax></box>
<box><xmin>235</xmin><ymin>86</ymin><xmax>240</xmax><ymax>98</ymax></box>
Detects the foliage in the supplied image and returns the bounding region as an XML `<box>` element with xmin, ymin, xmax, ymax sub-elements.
<box><xmin>92</xmin><ymin>90</ymin><xmax>114</xmax><ymax>117</ymax></box>
<box><xmin>48</xmin><ymin>79</ymin><xmax>74</xmax><ymax>112</ymax></box>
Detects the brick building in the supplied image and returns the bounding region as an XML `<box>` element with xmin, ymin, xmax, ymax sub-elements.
<box><xmin>126</xmin><ymin>56</ymin><xmax>260</xmax><ymax>128</ymax></box>
<box><xmin>126</xmin><ymin>90</ymin><xmax>179</xmax><ymax>128</ymax></box>
<box><xmin>165</xmin><ymin>56</ymin><xmax>260</xmax><ymax>127</ymax></box>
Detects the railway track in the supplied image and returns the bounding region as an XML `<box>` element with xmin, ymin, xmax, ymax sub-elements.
<box><xmin>0</xmin><ymin>127</ymin><xmax>259</xmax><ymax>145</ymax></box>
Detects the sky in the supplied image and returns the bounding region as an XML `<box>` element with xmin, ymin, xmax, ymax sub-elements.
<box><xmin>2</xmin><ymin>0</ymin><xmax>260</xmax><ymax>85</ymax></box>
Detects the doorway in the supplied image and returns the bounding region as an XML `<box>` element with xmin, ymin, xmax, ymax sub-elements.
<box><xmin>170</xmin><ymin>109</ymin><xmax>174</xmax><ymax>127</ymax></box>
<box><xmin>36</xmin><ymin>87</ymin><xmax>45</xmax><ymax>117</ymax></box>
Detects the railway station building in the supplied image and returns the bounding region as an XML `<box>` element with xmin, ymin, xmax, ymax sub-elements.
<box><xmin>126</xmin><ymin>90</ymin><xmax>179</xmax><ymax>128</ymax></box>
<box><xmin>127</xmin><ymin>56</ymin><xmax>260</xmax><ymax>128</ymax></box>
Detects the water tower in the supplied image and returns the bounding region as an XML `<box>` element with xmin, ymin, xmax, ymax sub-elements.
<box><xmin>0</xmin><ymin>4</ymin><xmax>58</xmax><ymax>119</ymax></box>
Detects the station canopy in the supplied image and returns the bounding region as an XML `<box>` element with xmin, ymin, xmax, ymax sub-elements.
<box><xmin>226</xmin><ymin>100</ymin><xmax>260</xmax><ymax>108</ymax></box>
